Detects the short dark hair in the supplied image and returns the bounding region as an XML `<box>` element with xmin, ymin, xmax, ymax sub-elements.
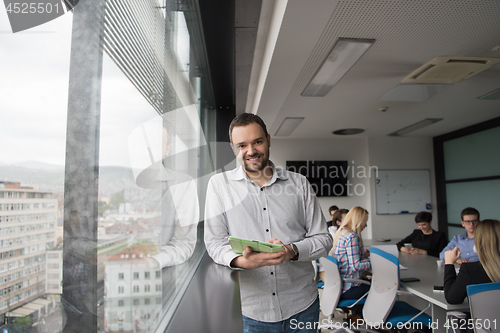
<box><xmin>332</xmin><ymin>209</ymin><xmax>349</xmax><ymax>224</ymax></box>
<box><xmin>415</xmin><ymin>212</ymin><xmax>432</xmax><ymax>223</ymax></box>
<box><xmin>328</xmin><ymin>205</ymin><xmax>339</xmax><ymax>214</ymax></box>
<box><xmin>228</xmin><ymin>113</ymin><xmax>268</xmax><ymax>143</ymax></box>
<box><xmin>461</xmin><ymin>207</ymin><xmax>480</xmax><ymax>221</ymax></box>
<box><xmin>332</xmin><ymin>208</ymin><xmax>349</xmax><ymax>226</ymax></box>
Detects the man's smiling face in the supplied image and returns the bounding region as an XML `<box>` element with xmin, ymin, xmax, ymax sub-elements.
<box><xmin>231</xmin><ymin>122</ymin><xmax>271</xmax><ymax>173</ymax></box>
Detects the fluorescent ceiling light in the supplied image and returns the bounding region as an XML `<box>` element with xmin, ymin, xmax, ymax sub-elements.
<box><xmin>388</xmin><ymin>118</ymin><xmax>442</xmax><ymax>137</ymax></box>
<box><xmin>477</xmin><ymin>87</ymin><xmax>500</xmax><ymax>100</ymax></box>
<box><xmin>380</xmin><ymin>84</ymin><xmax>450</xmax><ymax>102</ymax></box>
<box><xmin>275</xmin><ymin>117</ymin><xmax>304</xmax><ymax>136</ymax></box>
<box><xmin>302</xmin><ymin>38</ymin><xmax>375</xmax><ymax>97</ymax></box>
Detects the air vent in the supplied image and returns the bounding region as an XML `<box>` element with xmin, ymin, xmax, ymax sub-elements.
<box><xmin>401</xmin><ymin>56</ymin><xmax>500</xmax><ymax>84</ymax></box>
<box><xmin>411</xmin><ymin>64</ymin><xmax>436</xmax><ymax>80</ymax></box>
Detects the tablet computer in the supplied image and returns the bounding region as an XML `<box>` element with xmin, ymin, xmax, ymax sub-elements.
<box><xmin>229</xmin><ymin>237</ymin><xmax>284</xmax><ymax>254</ymax></box>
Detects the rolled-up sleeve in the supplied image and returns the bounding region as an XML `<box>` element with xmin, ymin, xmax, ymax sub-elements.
<box><xmin>294</xmin><ymin>178</ymin><xmax>332</xmax><ymax>261</ymax></box>
<box><xmin>346</xmin><ymin>235</ymin><xmax>371</xmax><ymax>272</ymax></box>
<box><xmin>203</xmin><ymin>177</ymin><xmax>240</xmax><ymax>268</ymax></box>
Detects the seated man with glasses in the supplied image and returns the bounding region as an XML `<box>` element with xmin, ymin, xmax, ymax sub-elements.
<box><xmin>439</xmin><ymin>207</ymin><xmax>480</xmax><ymax>263</ymax></box>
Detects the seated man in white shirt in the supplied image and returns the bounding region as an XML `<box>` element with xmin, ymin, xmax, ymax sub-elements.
<box><xmin>439</xmin><ymin>207</ymin><xmax>480</xmax><ymax>263</ymax></box>
<box><xmin>326</xmin><ymin>205</ymin><xmax>339</xmax><ymax>228</ymax></box>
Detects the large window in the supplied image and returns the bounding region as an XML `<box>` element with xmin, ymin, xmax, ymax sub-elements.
<box><xmin>1</xmin><ymin>0</ymin><xmax>217</xmax><ymax>332</ymax></box>
<box><xmin>434</xmin><ymin>118</ymin><xmax>500</xmax><ymax>237</ymax></box>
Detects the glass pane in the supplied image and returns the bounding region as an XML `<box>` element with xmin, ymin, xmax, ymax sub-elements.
<box><xmin>446</xmin><ymin>226</ymin><xmax>464</xmax><ymax>242</ymax></box>
<box><xmin>96</xmin><ymin>1</ymin><xmax>215</xmax><ymax>332</ymax></box>
<box><xmin>443</xmin><ymin>126</ymin><xmax>500</xmax><ymax>181</ymax></box>
<box><xmin>446</xmin><ymin>179</ymin><xmax>500</xmax><ymax>224</ymax></box>
<box><xmin>0</xmin><ymin>12</ymin><xmax>72</xmax><ymax>332</ymax></box>
<box><xmin>1</xmin><ymin>0</ymin><xmax>215</xmax><ymax>331</ymax></box>
<box><xmin>99</xmin><ymin>53</ymin><xmax>208</xmax><ymax>331</ymax></box>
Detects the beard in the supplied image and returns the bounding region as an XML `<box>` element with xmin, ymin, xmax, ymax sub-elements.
<box><xmin>242</xmin><ymin>152</ymin><xmax>270</xmax><ymax>173</ymax></box>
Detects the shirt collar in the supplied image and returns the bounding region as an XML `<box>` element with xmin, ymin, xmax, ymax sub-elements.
<box><xmin>461</xmin><ymin>232</ymin><xmax>472</xmax><ymax>240</ymax></box>
<box><xmin>227</xmin><ymin>161</ymin><xmax>288</xmax><ymax>182</ymax></box>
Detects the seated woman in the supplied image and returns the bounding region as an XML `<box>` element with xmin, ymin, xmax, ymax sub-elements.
<box><xmin>444</xmin><ymin>219</ymin><xmax>500</xmax><ymax>304</ymax></box>
<box><xmin>329</xmin><ymin>208</ymin><xmax>349</xmax><ymax>235</ymax></box>
<box><xmin>396</xmin><ymin>212</ymin><xmax>447</xmax><ymax>257</ymax></box>
<box><xmin>332</xmin><ymin>206</ymin><xmax>370</xmax><ymax>300</ymax></box>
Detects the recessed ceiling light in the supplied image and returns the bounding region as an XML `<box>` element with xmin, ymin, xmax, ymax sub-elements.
<box><xmin>388</xmin><ymin>118</ymin><xmax>442</xmax><ymax>136</ymax></box>
<box><xmin>333</xmin><ymin>128</ymin><xmax>365</xmax><ymax>135</ymax></box>
<box><xmin>275</xmin><ymin>117</ymin><xmax>305</xmax><ymax>136</ymax></box>
<box><xmin>302</xmin><ymin>38</ymin><xmax>375</xmax><ymax>97</ymax></box>
<box><xmin>477</xmin><ymin>87</ymin><xmax>500</xmax><ymax>100</ymax></box>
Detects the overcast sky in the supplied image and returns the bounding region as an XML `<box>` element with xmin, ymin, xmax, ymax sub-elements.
<box><xmin>0</xmin><ymin>6</ymin><xmax>163</xmax><ymax>168</ymax></box>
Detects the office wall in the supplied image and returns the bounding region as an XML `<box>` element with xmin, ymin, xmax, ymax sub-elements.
<box><xmin>271</xmin><ymin>137</ymin><xmax>373</xmax><ymax>239</ymax></box>
<box><xmin>367</xmin><ymin>137</ymin><xmax>437</xmax><ymax>239</ymax></box>
<box><xmin>271</xmin><ymin>136</ymin><xmax>436</xmax><ymax>240</ymax></box>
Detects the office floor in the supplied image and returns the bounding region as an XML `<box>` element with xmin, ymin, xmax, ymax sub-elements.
<box><xmin>317</xmin><ymin>310</ymin><xmax>346</xmax><ymax>333</ymax></box>
<box><xmin>317</xmin><ymin>288</ymin><xmax>350</xmax><ymax>332</ymax></box>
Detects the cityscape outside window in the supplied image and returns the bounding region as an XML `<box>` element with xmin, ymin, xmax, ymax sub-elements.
<box><xmin>0</xmin><ymin>0</ymin><xmax>216</xmax><ymax>331</ymax></box>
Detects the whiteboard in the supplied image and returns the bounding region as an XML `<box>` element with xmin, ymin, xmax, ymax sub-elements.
<box><xmin>375</xmin><ymin>169</ymin><xmax>432</xmax><ymax>215</ymax></box>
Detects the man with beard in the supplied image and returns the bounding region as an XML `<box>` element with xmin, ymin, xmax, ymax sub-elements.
<box><xmin>204</xmin><ymin>113</ymin><xmax>332</xmax><ymax>333</ymax></box>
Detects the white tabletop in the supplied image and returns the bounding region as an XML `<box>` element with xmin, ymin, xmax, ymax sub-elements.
<box><xmin>364</xmin><ymin>239</ymin><xmax>469</xmax><ymax>311</ymax></box>
<box><xmin>398</xmin><ymin>252</ymin><xmax>469</xmax><ymax>311</ymax></box>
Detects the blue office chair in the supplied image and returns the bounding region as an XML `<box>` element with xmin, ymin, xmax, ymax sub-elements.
<box><xmin>317</xmin><ymin>256</ymin><xmax>373</xmax><ymax>333</ymax></box>
<box><xmin>466</xmin><ymin>281</ymin><xmax>500</xmax><ymax>333</ymax></box>
<box><xmin>362</xmin><ymin>247</ymin><xmax>432</xmax><ymax>330</ymax></box>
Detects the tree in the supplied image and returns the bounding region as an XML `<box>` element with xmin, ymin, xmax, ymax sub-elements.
<box><xmin>12</xmin><ymin>316</ymin><xmax>32</xmax><ymax>333</ymax></box>
<box><xmin>109</xmin><ymin>190</ymin><xmax>125</xmax><ymax>209</ymax></box>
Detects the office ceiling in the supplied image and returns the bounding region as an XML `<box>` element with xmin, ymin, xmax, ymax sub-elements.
<box><xmin>237</xmin><ymin>0</ymin><xmax>500</xmax><ymax>139</ymax></box>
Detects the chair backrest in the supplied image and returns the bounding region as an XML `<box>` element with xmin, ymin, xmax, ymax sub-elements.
<box><xmin>466</xmin><ymin>281</ymin><xmax>500</xmax><ymax>333</ymax></box>
<box><xmin>363</xmin><ymin>247</ymin><xmax>399</xmax><ymax>326</ymax></box>
<box><xmin>318</xmin><ymin>256</ymin><xmax>343</xmax><ymax>317</ymax></box>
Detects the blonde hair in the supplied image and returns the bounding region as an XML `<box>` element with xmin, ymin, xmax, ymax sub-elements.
<box><xmin>332</xmin><ymin>206</ymin><xmax>369</xmax><ymax>251</ymax></box>
<box><xmin>474</xmin><ymin>219</ymin><xmax>500</xmax><ymax>282</ymax></box>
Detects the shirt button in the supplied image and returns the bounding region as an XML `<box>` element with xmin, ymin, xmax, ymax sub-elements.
<box><xmin>272</xmin><ymin>293</ymin><xmax>276</xmax><ymax>296</ymax></box>
<box><xmin>263</xmin><ymin>208</ymin><xmax>266</xmax><ymax>210</ymax></box>
<box><xmin>270</xmin><ymin>272</ymin><xmax>273</xmax><ymax>275</ymax></box>
<box><xmin>260</xmin><ymin>188</ymin><xmax>264</xmax><ymax>191</ymax></box>
<box><xmin>266</xmin><ymin>229</ymin><xmax>269</xmax><ymax>232</ymax></box>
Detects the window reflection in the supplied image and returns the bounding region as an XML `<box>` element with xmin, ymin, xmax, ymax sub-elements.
<box><xmin>94</xmin><ymin>0</ymin><xmax>215</xmax><ymax>331</ymax></box>
<box><xmin>99</xmin><ymin>103</ymin><xmax>206</xmax><ymax>331</ymax></box>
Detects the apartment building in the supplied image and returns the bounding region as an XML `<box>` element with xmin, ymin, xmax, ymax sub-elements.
<box><xmin>45</xmin><ymin>249</ymin><xmax>63</xmax><ymax>296</ymax></box>
<box><xmin>0</xmin><ymin>182</ymin><xmax>58</xmax><ymax>316</ymax></box>
<box><xmin>104</xmin><ymin>242</ymin><xmax>162</xmax><ymax>332</ymax></box>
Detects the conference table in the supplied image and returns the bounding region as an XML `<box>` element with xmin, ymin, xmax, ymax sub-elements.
<box><xmin>366</xmin><ymin>239</ymin><xmax>470</xmax><ymax>333</ymax></box>
<box><xmin>399</xmin><ymin>252</ymin><xmax>469</xmax><ymax>332</ymax></box>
